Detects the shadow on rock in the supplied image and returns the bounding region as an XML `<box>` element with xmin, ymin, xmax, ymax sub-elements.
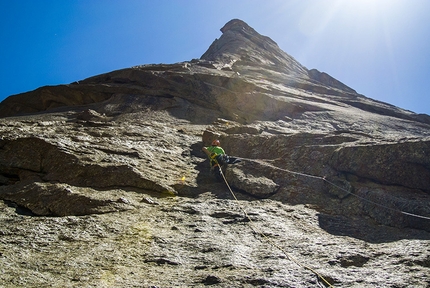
<box><xmin>318</xmin><ymin>212</ymin><xmax>430</xmax><ymax>243</ymax></box>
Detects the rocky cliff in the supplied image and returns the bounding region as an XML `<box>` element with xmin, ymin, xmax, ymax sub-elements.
<box><xmin>0</xmin><ymin>19</ymin><xmax>429</xmax><ymax>287</ymax></box>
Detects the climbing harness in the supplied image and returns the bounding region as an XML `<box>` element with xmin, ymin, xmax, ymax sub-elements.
<box><xmin>217</xmin><ymin>168</ymin><xmax>335</xmax><ymax>288</ymax></box>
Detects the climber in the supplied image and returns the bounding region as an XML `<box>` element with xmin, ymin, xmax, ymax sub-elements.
<box><xmin>202</xmin><ymin>139</ymin><xmax>241</xmax><ymax>181</ymax></box>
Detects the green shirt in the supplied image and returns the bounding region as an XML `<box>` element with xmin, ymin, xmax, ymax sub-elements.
<box><xmin>206</xmin><ymin>146</ymin><xmax>225</xmax><ymax>155</ymax></box>
<box><xmin>206</xmin><ymin>145</ymin><xmax>225</xmax><ymax>166</ymax></box>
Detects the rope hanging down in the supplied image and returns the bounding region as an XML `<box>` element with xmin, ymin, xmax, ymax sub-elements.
<box><xmin>216</xmin><ymin>158</ymin><xmax>429</xmax><ymax>287</ymax></box>
<box><xmin>244</xmin><ymin>158</ymin><xmax>430</xmax><ymax>221</ymax></box>
<box><xmin>218</xmin><ymin>168</ymin><xmax>335</xmax><ymax>288</ymax></box>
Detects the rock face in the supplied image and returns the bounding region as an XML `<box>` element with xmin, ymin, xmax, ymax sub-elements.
<box><xmin>0</xmin><ymin>19</ymin><xmax>429</xmax><ymax>287</ymax></box>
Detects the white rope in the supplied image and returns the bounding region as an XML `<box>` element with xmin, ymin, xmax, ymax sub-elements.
<box><xmin>218</xmin><ymin>167</ymin><xmax>335</xmax><ymax>288</ymax></box>
<box><xmin>242</xmin><ymin>158</ymin><xmax>430</xmax><ymax>221</ymax></box>
<box><xmin>212</xmin><ymin>157</ymin><xmax>428</xmax><ymax>288</ymax></box>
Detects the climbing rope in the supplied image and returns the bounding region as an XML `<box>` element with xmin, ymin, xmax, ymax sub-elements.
<box><xmin>215</xmin><ymin>157</ymin><xmax>430</xmax><ymax>287</ymax></box>
<box><xmin>243</xmin><ymin>158</ymin><xmax>430</xmax><ymax>221</ymax></box>
<box><xmin>218</xmin><ymin>168</ymin><xmax>335</xmax><ymax>288</ymax></box>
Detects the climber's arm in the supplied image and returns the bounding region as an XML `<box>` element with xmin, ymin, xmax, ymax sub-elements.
<box><xmin>202</xmin><ymin>147</ymin><xmax>212</xmax><ymax>157</ymax></box>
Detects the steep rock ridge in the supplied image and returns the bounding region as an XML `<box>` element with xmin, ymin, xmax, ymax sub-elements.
<box><xmin>308</xmin><ymin>69</ymin><xmax>356</xmax><ymax>93</ymax></box>
<box><xmin>201</xmin><ymin>19</ymin><xmax>357</xmax><ymax>97</ymax></box>
<box><xmin>201</xmin><ymin>19</ymin><xmax>309</xmax><ymax>77</ymax></box>
<box><xmin>1</xmin><ymin>19</ymin><xmax>429</xmax><ymax>125</ymax></box>
<box><xmin>0</xmin><ymin>19</ymin><xmax>430</xmax><ymax>287</ymax></box>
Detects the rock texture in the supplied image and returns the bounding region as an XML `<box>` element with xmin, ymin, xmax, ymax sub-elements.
<box><xmin>0</xmin><ymin>19</ymin><xmax>429</xmax><ymax>287</ymax></box>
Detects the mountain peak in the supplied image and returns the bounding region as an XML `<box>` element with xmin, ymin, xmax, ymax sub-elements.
<box><xmin>220</xmin><ymin>19</ymin><xmax>256</xmax><ymax>34</ymax></box>
<box><xmin>201</xmin><ymin>19</ymin><xmax>359</xmax><ymax>94</ymax></box>
<box><xmin>201</xmin><ymin>19</ymin><xmax>309</xmax><ymax>77</ymax></box>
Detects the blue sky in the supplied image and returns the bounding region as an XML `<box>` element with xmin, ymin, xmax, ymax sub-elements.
<box><xmin>1</xmin><ymin>0</ymin><xmax>429</xmax><ymax>115</ymax></box>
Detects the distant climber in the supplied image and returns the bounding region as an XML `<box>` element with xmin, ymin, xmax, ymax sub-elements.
<box><xmin>202</xmin><ymin>139</ymin><xmax>241</xmax><ymax>181</ymax></box>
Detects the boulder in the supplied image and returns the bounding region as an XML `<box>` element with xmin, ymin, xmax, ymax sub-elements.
<box><xmin>226</xmin><ymin>164</ymin><xmax>279</xmax><ymax>198</ymax></box>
